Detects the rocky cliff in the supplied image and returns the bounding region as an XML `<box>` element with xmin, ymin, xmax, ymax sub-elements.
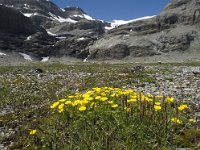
<box><xmin>0</xmin><ymin>0</ymin><xmax>200</xmax><ymax>62</ymax></box>
<box><xmin>87</xmin><ymin>0</ymin><xmax>200</xmax><ymax>60</ymax></box>
<box><xmin>0</xmin><ymin>0</ymin><xmax>108</xmax><ymax>60</ymax></box>
<box><xmin>0</xmin><ymin>5</ymin><xmax>57</xmax><ymax>58</ymax></box>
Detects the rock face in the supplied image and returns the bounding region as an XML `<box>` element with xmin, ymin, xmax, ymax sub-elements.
<box><xmin>0</xmin><ymin>0</ymin><xmax>66</xmax><ymax>28</ymax></box>
<box><xmin>0</xmin><ymin>0</ymin><xmax>108</xmax><ymax>30</ymax></box>
<box><xmin>0</xmin><ymin>5</ymin><xmax>56</xmax><ymax>58</ymax></box>
<box><xmin>0</xmin><ymin>5</ymin><xmax>43</xmax><ymax>35</ymax></box>
<box><xmin>51</xmin><ymin>37</ymin><xmax>96</xmax><ymax>59</ymax></box>
<box><xmin>0</xmin><ymin>0</ymin><xmax>108</xmax><ymax>60</ymax></box>
<box><xmin>0</xmin><ymin>0</ymin><xmax>200</xmax><ymax>61</ymax></box>
<box><xmin>87</xmin><ymin>0</ymin><xmax>200</xmax><ymax>60</ymax></box>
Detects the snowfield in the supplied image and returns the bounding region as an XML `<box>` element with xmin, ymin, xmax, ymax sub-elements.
<box><xmin>105</xmin><ymin>15</ymin><xmax>156</xmax><ymax>30</ymax></box>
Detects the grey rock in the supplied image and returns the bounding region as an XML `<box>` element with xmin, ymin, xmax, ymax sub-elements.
<box><xmin>87</xmin><ymin>0</ymin><xmax>200</xmax><ymax>60</ymax></box>
<box><xmin>51</xmin><ymin>36</ymin><xmax>95</xmax><ymax>59</ymax></box>
<box><xmin>0</xmin><ymin>5</ymin><xmax>57</xmax><ymax>58</ymax></box>
<box><xmin>0</xmin><ymin>0</ymin><xmax>109</xmax><ymax>60</ymax></box>
<box><xmin>1</xmin><ymin>0</ymin><xmax>200</xmax><ymax>61</ymax></box>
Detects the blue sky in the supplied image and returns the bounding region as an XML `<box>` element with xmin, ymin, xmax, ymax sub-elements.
<box><xmin>51</xmin><ymin>0</ymin><xmax>171</xmax><ymax>21</ymax></box>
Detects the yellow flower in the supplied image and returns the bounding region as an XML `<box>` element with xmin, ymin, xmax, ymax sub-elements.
<box><xmin>127</xmin><ymin>99</ymin><xmax>136</xmax><ymax>103</ymax></box>
<box><xmin>95</xmin><ymin>96</ymin><xmax>101</xmax><ymax>100</ymax></box>
<box><xmin>155</xmin><ymin>102</ymin><xmax>161</xmax><ymax>105</ymax></box>
<box><xmin>101</xmin><ymin>92</ymin><xmax>106</xmax><ymax>96</ymax></box>
<box><xmin>72</xmin><ymin>100</ymin><xmax>81</xmax><ymax>106</ymax></box>
<box><xmin>50</xmin><ymin>101</ymin><xmax>60</xmax><ymax>109</ymax></box>
<box><xmin>58</xmin><ymin>108</ymin><xmax>64</xmax><ymax>113</ymax></box>
<box><xmin>100</xmin><ymin>97</ymin><xmax>108</xmax><ymax>101</ymax></box>
<box><xmin>145</xmin><ymin>97</ymin><xmax>153</xmax><ymax>102</ymax></box>
<box><xmin>94</xmin><ymin>88</ymin><xmax>101</xmax><ymax>92</ymax></box>
<box><xmin>90</xmin><ymin>102</ymin><xmax>96</xmax><ymax>108</ymax></box>
<box><xmin>111</xmin><ymin>104</ymin><xmax>118</xmax><ymax>108</ymax></box>
<box><xmin>65</xmin><ymin>100</ymin><xmax>72</xmax><ymax>105</ymax></box>
<box><xmin>123</xmin><ymin>90</ymin><xmax>133</xmax><ymax>95</ymax></box>
<box><xmin>108</xmin><ymin>101</ymin><xmax>114</xmax><ymax>104</ymax></box>
<box><xmin>154</xmin><ymin>105</ymin><xmax>162</xmax><ymax>111</ymax></box>
<box><xmin>171</xmin><ymin>117</ymin><xmax>182</xmax><ymax>124</ymax></box>
<box><xmin>108</xmin><ymin>87</ymin><xmax>114</xmax><ymax>91</ymax></box>
<box><xmin>83</xmin><ymin>93</ymin><xmax>94</xmax><ymax>101</ymax></box>
<box><xmin>105</xmin><ymin>90</ymin><xmax>110</xmax><ymax>93</ymax></box>
<box><xmin>178</xmin><ymin>104</ymin><xmax>188</xmax><ymax>111</ymax></box>
<box><xmin>58</xmin><ymin>103</ymin><xmax>64</xmax><ymax>110</ymax></box>
<box><xmin>59</xmin><ymin>98</ymin><xmax>66</xmax><ymax>102</ymax></box>
<box><xmin>80</xmin><ymin>100</ymin><xmax>89</xmax><ymax>105</ymax></box>
<box><xmin>141</xmin><ymin>95</ymin><xmax>146</xmax><ymax>101</ymax></box>
<box><xmin>124</xmin><ymin>107</ymin><xmax>131</xmax><ymax>112</ymax></box>
<box><xmin>88</xmin><ymin>97</ymin><xmax>94</xmax><ymax>101</ymax></box>
<box><xmin>146</xmin><ymin>93</ymin><xmax>153</xmax><ymax>98</ymax></box>
<box><xmin>155</xmin><ymin>95</ymin><xmax>163</xmax><ymax>99</ymax></box>
<box><xmin>189</xmin><ymin>118</ymin><xmax>196</xmax><ymax>123</ymax></box>
<box><xmin>30</xmin><ymin>129</ymin><xmax>37</xmax><ymax>135</ymax></box>
<box><xmin>111</xmin><ymin>93</ymin><xmax>116</xmax><ymax>97</ymax></box>
<box><xmin>68</xmin><ymin>95</ymin><xmax>75</xmax><ymax>98</ymax></box>
<box><xmin>78</xmin><ymin>106</ymin><xmax>86</xmax><ymax>111</ymax></box>
<box><xmin>165</xmin><ymin>97</ymin><xmax>174</xmax><ymax>103</ymax></box>
<box><xmin>130</xmin><ymin>95</ymin><xmax>137</xmax><ymax>99</ymax></box>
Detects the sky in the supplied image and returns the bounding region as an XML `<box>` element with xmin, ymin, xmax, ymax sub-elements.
<box><xmin>51</xmin><ymin>0</ymin><xmax>171</xmax><ymax>22</ymax></box>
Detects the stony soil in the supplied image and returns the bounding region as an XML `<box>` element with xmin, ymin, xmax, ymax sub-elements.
<box><xmin>0</xmin><ymin>62</ymin><xmax>200</xmax><ymax>149</ymax></box>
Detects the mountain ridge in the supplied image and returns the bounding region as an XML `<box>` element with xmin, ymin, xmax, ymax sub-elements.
<box><xmin>87</xmin><ymin>0</ymin><xmax>200</xmax><ymax>60</ymax></box>
<box><xmin>0</xmin><ymin>0</ymin><xmax>200</xmax><ymax>63</ymax></box>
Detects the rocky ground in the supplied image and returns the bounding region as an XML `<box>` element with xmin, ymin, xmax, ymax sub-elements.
<box><xmin>0</xmin><ymin>62</ymin><xmax>200</xmax><ymax>149</ymax></box>
<box><xmin>1</xmin><ymin>49</ymin><xmax>200</xmax><ymax>65</ymax></box>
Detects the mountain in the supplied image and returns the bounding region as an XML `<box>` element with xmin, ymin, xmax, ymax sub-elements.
<box><xmin>0</xmin><ymin>0</ymin><xmax>108</xmax><ymax>60</ymax></box>
<box><xmin>0</xmin><ymin>0</ymin><xmax>200</xmax><ymax>62</ymax></box>
<box><xmin>0</xmin><ymin>5</ymin><xmax>57</xmax><ymax>58</ymax></box>
<box><xmin>105</xmin><ymin>16</ymin><xmax>156</xmax><ymax>30</ymax></box>
<box><xmin>0</xmin><ymin>0</ymin><xmax>107</xmax><ymax>34</ymax></box>
<box><xmin>87</xmin><ymin>0</ymin><xmax>200</xmax><ymax>60</ymax></box>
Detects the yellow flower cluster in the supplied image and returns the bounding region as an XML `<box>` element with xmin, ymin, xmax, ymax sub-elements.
<box><xmin>178</xmin><ymin>104</ymin><xmax>188</xmax><ymax>111</ymax></box>
<box><xmin>50</xmin><ymin>87</ymin><xmax>179</xmax><ymax>113</ymax></box>
<box><xmin>171</xmin><ymin>117</ymin><xmax>182</xmax><ymax>124</ymax></box>
<box><xmin>29</xmin><ymin>129</ymin><xmax>37</xmax><ymax>135</ymax></box>
<box><xmin>50</xmin><ymin>87</ymin><xmax>130</xmax><ymax>112</ymax></box>
<box><xmin>49</xmin><ymin>87</ymin><xmax>194</xmax><ymax>127</ymax></box>
<box><xmin>188</xmin><ymin>118</ymin><xmax>196</xmax><ymax>123</ymax></box>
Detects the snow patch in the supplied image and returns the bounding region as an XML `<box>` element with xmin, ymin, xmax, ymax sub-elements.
<box><xmin>23</xmin><ymin>12</ymin><xmax>40</xmax><ymax>17</ymax></box>
<box><xmin>19</xmin><ymin>53</ymin><xmax>33</xmax><ymax>61</ymax></box>
<box><xmin>73</xmin><ymin>14</ymin><xmax>83</xmax><ymax>18</ymax></box>
<box><xmin>0</xmin><ymin>52</ymin><xmax>6</xmax><ymax>56</ymax></box>
<box><xmin>82</xmin><ymin>14</ymin><xmax>95</xmax><ymax>20</ymax></box>
<box><xmin>98</xmin><ymin>19</ymin><xmax>105</xmax><ymax>23</ymax></box>
<box><xmin>83</xmin><ymin>58</ymin><xmax>87</xmax><ymax>62</ymax></box>
<box><xmin>41</xmin><ymin>56</ymin><xmax>49</xmax><ymax>62</ymax></box>
<box><xmin>47</xmin><ymin>31</ymin><xmax>57</xmax><ymax>36</ymax></box>
<box><xmin>61</xmin><ymin>8</ymin><xmax>65</xmax><ymax>12</ymax></box>
<box><xmin>58</xmin><ymin>17</ymin><xmax>77</xmax><ymax>23</ymax></box>
<box><xmin>77</xmin><ymin>37</ymin><xmax>85</xmax><ymax>41</ymax></box>
<box><xmin>23</xmin><ymin>13</ymin><xmax>33</xmax><ymax>17</ymax></box>
<box><xmin>48</xmin><ymin>12</ymin><xmax>77</xmax><ymax>23</ymax></box>
<box><xmin>26</xmin><ymin>35</ymin><xmax>32</xmax><ymax>41</ymax></box>
<box><xmin>72</xmin><ymin>14</ymin><xmax>95</xmax><ymax>21</ymax></box>
<box><xmin>105</xmin><ymin>15</ymin><xmax>156</xmax><ymax>30</ymax></box>
<box><xmin>56</xmin><ymin>36</ymin><xmax>66</xmax><ymax>40</ymax></box>
<box><xmin>24</xmin><ymin>3</ymin><xmax>30</xmax><ymax>9</ymax></box>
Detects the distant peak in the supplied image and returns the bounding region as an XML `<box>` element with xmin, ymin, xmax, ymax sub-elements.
<box><xmin>63</xmin><ymin>6</ymin><xmax>86</xmax><ymax>14</ymax></box>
